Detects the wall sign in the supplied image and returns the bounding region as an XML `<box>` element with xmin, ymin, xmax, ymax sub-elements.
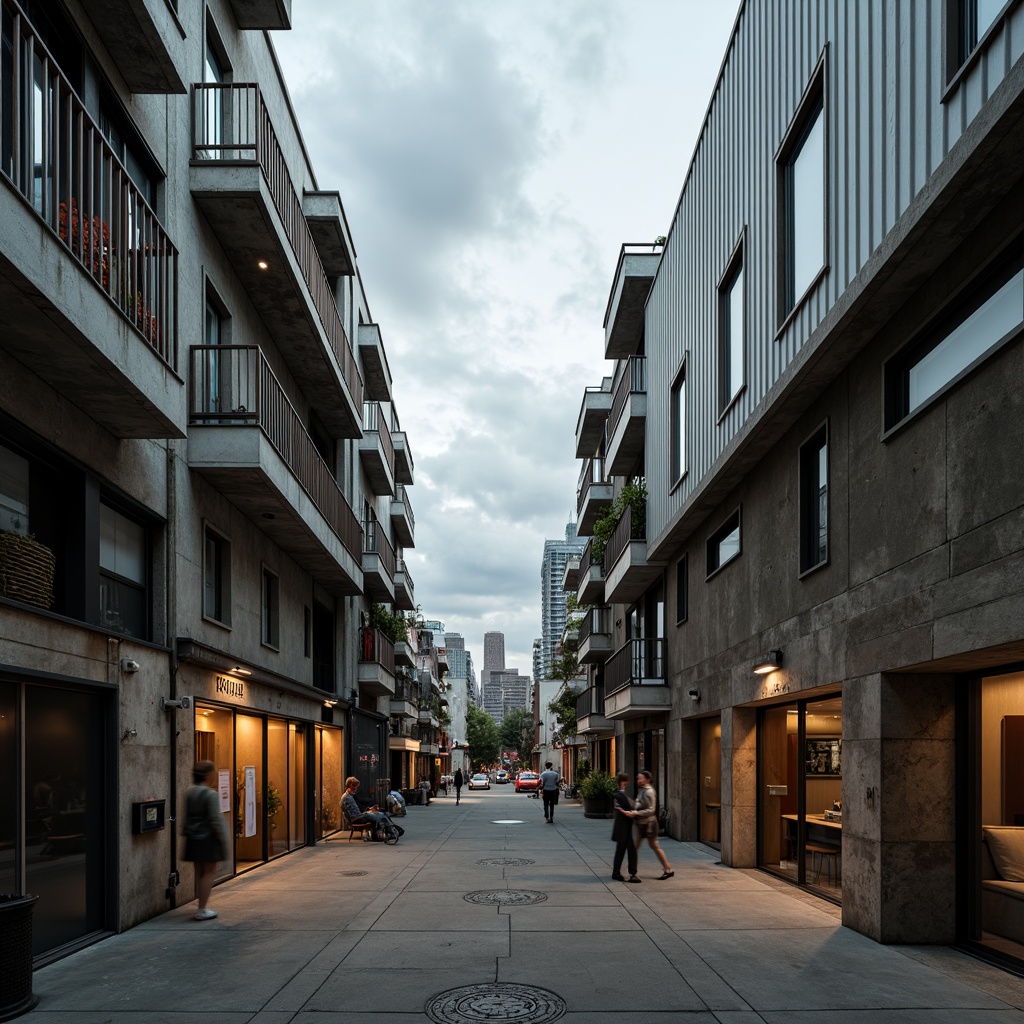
<box><xmin>215</xmin><ymin>675</ymin><xmax>245</xmax><ymax>699</ymax></box>
<box><xmin>218</xmin><ymin>770</ymin><xmax>231</xmax><ymax>813</ymax></box>
<box><xmin>244</xmin><ymin>765</ymin><xmax>257</xmax><ymax>837</ymax></box>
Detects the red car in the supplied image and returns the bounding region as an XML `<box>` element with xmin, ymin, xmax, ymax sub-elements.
<box><xmin>515</xmin><ymin>771</ymin><xmax>540</xmax><ymax>793</ymax></box>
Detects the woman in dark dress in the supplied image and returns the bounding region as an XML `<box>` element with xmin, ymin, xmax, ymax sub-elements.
<box><xmin>182</xmin><ymin>760</ymin><xmax>229</xmax><ymax>920</ymax></box>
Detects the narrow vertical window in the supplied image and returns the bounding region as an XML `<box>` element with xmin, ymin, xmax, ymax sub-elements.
<box><xmin>99</xmin><ymin>503</ymin><xmax>148</xmax><ymax>638</ymax></box>
<box><xmin>670</xmin><ymin>361</ymin><xmax>687</xmax><ymax>485</ymax></box>
<box><xmin>719</xmin><ymin>245</ymin><xmax>745</xmax><ymax>413</ymax></box>
<box><xmin>799</xmin><ymin>424</ymin><xmax>829</xmax><ymax>575</ymax></box>
<box><xmin>203</xmin><ymin>526</ymin><xmax>231</xmax><ymax>625</ymax></box>
<box><xmin>960</xmin><ymin>0</ymin><xmax>1005</xmax><ymax>63</ymax></box>
<box><xmin>675</xmin><ymin>555</ymin><xmax>688</xmax><ymax>624</ymax></box>
<box><xmin>262</xmin><ymin>567</ymin><xmax>279</xmax><ymax>649</ymax></box>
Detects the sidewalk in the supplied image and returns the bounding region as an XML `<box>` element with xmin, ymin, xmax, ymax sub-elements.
<box><xmin>24</xmin><ymin>789</ymin><xmax>1024</xmax><ymax>1023</ymax></box>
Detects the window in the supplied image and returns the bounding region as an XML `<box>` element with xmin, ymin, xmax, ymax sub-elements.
<box><xmin>203</xmin><ymin>526</ymin><xmax>231</xmax><ymax>625</ymax></box>
<box><xmin>0</xmin><ymin>444</ymin><xmax>30</xmax><ymax>536</ymax></box>
<box><xmin>778</xmin><ymin>61</ymin><xmax>826</xmax><ymax>319</ymax></box>
<box><xmin>959</xmin><ymin>0</ymin><xmax>1007</xmax><ymax>63</ymax></box>
<box><xmin>304</xmin><ymin>605</ymin><xmax>312</xmax><ymax>658</ymax></box>
<box><xmin>262</xmin><ymin>568</ymin><xmax>279</xmax><ymax>649</ymax></box>
<box><xmin>885</xmin><ymin>261</ymin><xmax>1023</xmax><ymax>430</ymax></box>
<box><xmin>670</xmin><ymin>361</ymin><xmax>687</xmax><ymax>485</ymax></box>
<box><xmin>799</xmin><ymin>424</ymin><xmax>829</xmax><ymax>575</ymax></box>
<box><xmin>675</xmin><ymin>555</ymin><xmax>688</xmax><ymax>624</ymax></box>
<box><xmin>719</xmin><ymin>241</ymin><xmax>745</xmax><ymax>412</ymax></box>
<box><xmin>99</xmin><ymin>503</ymin><xmax>147</xmax><ymax>637</ymax></box>
<box><xmin>706</xmin><ymin>509</ymin><xmax>741</xmax><ymax>578</ymax></box>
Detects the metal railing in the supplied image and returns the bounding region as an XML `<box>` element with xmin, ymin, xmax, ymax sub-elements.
<box><xmin>396</xmin><ymin>556</ymin><xmax>415</xmax><ymax>591</ymax></box>
<box><xmin>576</xmin><ymin>684</ymin><xmax>606</xmax><ymax>719</ymax></box>
<box><xmin>359</xmin><ymin>627</ymin><xmax>395</xmax><ymax>676</ymax></box>
<box><xmin>579</xmin><ymin>606</ymin><xmax>611</xmax><ymax>645</ymax></box>
<box><xmin>603</xmin><ymin>243</ymin><xmax>664</xmax><ymax>329</ymax></box>
<box><xmin>362</xmin><ymin>401</ymin><xmax>395</xmax><ymax>472</ymax></box>
<box><xmin>362</xmin><ymin>508</ymin><xmax>396</xmax><ymax>580</ymax></box>
<box><xmin>605</xmin><ymin>639</ymin><xmax>665</xmax><ymax>696</ymax></box>
<box><xmin>609</xmin><ymin>356</ymin><xmax>646</xmax><ymax>438</ymax></box>
<box><xmin>189</xmin><ymin>345</ymin><xmax>361</xmax><ymax>560</ymax></box>
<box><xmin>394</xmin><ymin>484</ymin><xmax>415</xmax><ymax>528</ymax></box>
<box><xmin>578</xmin><ymin>539</ymin><xmax>604</xmax><ymax>581</ymax></box>
<box><xmin>191</xmin><ymin>83</ymin><xmax>362</xmax><ymax>408</ymax></box>
<box><xmin>2</xmin><ymin>1</ymin><xmax>178</xmax><ymax>365</ymax></box>
<box><xmin>605</xmin><ymin>501</ymin><xmax>646</xmax><ymax>570</ymax></box>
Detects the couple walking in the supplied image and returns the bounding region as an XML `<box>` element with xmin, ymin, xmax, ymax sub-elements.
<box><xmin>611</xmin><ymin>770</ymin><xmax>673</xmax><ymax>882</ymax></box>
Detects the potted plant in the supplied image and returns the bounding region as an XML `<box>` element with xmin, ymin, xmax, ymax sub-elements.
<box><xmin>580</xmin><ymin>770</ymin><xmax>617</xmax><ymax>818</ymax></box>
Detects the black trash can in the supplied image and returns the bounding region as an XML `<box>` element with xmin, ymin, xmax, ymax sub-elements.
<box><xmin>0</xmin><ymin>894</ymin><xmax>38</xmax><ymax>1021</ymax></box>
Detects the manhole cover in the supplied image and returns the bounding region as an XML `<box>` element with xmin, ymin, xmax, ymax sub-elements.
<box><xmin>339</xmin><ymin>870</ymin><xmax>368</xmax><ymax>876</ymax></box>
<box><xmin>426</xmin><ymin>983</ymin><xmax>565</xmax><ymax>1024</ymax></box>
<box><xmin>464</xmin><ymin>890</ymin><xmax>547</xmax><ymax>906</ymax></box>
<box><xmin>491</xmin><ymin>819</ymin><xmax>524</xmax><ymax>824</ymax></box>
<box><xmin>476</xmin><ymin>857</ymin><xmax>534</xmax><ymax>866</ymax></box>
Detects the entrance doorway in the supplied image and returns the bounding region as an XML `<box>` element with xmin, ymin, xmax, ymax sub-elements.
<box><xmin>699</xmin><ymin>717</ymin><xmax>722</xmax><ymax>847</ymax></box>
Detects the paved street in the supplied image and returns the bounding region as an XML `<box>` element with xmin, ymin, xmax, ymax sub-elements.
<box><xmin>25</xmin><ymin>789</ymin><xmax>1024</xmax><ymax>1023</ymax></box>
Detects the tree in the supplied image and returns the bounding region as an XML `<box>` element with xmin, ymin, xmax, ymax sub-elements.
<box><xmin>465</xmin><ymin>705</ymin><xmax>500</xmax><ymax>769</ymax></box>
<box><xmin>547</xmin><ymin>683</ymin><xmax>579</xmax><ymax>744</ymax></box>
<box><xmin>548</xmin><ymin>592</ymin><xmax>583</xmax><ymax>743</ymax></box>
<box><xmin>499</xmin><ymin>708</ymin><xmax>534</xmax><ymax>764</ymax></box>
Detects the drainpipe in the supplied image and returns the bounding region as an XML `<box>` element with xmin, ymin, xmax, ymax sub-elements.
<box><xmin>165</xmin><ymin>442</ymin><xmax>179</xmax><ymax>907</ymax></box>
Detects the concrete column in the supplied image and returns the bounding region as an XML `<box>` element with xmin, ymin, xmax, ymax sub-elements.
<box><xmin>722</xmin><ymin>705</ymin><xmax>757</xmax><ymax>867</ymax></box>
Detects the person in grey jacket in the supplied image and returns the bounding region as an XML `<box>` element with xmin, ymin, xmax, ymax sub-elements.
<box><xmin>621</xmin><ymin>770</ymin><xmax>673</xmax><ymax>879</ymax></box>
<box><xmin>182</xmin><ymin>760</ymin><xmax>230</xmax><ymax>920</ymax></box>
<box><xmin>611</xmin><ymin>772</ymin><xmax>640</xmax><ymax>883</ymax></box>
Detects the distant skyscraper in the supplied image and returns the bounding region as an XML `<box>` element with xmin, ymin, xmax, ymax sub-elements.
<box><xmin>482</xmin><ymin>668</ymin><xmax>530</xmax><ymax>723</ymax></box>
<box><xmin>482</xmin><ymin>631</ymin><xmax>505</xmax><ymax>687</ymax></box>
<box><xmin>445</xmin><ymin>633</ymin><xmax>469</xmax><ymax>679</ymax></box>
<box><xmin>539</xmin><ymin>523</ymin><xmax>585</xmax><ymax>682</ymax></box>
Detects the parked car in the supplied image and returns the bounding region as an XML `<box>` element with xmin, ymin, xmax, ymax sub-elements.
<box><xmin>496</xmin><ymin>770</ymin><xmax>509</xmax><ymax>784</ymax></box>
<box><xmin>468</xmin><ymin>773</ymin><xmax>490</xmax><ymax>790</ymax></box>
<box><xmin>514</xmin><ymin>771</ymin><xmax>540</xmax><ymax>793</ymax></box>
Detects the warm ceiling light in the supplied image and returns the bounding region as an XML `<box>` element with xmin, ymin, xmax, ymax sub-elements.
<box><xmin>753</xmin><ymin>649</ymin><xmax>783</xmax><ymax>674</ymax></box>
<box><xmin>257</xmin><ymin>260</ymin><xmax>269</xmax><ymax>270</ymax></box>
<box><xmin>231</xmin><ymin>666</ymin><xmax>253</xmax><ymax>677</ymax></box>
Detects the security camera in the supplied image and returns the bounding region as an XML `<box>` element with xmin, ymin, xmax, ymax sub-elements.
<box><xmin>162</xmin><ymin>696</ymin><xmax>193</xmax><ymax>710</ymax></box>
<box><xmin>120</xmin><ymin>658</ymin><xmax>141</xmax><ymax>673</ymax></box>
<box><xmin>688</xmin><ymin>688</ymin><xmax>701</xmax><ymax>702</ymax></box>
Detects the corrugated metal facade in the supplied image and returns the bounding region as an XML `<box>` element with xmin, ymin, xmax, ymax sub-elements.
<box><xmin>645</xmin><ymin>0</ymin><xmax>1024</xmax><ymax>544</ymax></box>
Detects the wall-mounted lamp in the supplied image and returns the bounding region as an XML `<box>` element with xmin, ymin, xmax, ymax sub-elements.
<box><xmin>323</xmin><ymin>698</ymin><xmax>339</xmax><ymax>708</ymax></box>
<box><xmin>230</xmin><ymin>666</ymin><xmax>253</xmax><ymax>677</ymax></box>
<box><xmin>120</xmin><ymin>657</ymin><xmax>141</xmax><ymax>673</ymax></box>
<box><xmin>688</xmin><ymin>688</ymin><xmax>701</xmax><ymax>702</ymax></box>
<box><xmin>753</xmin><ymin>650</ymin><xmax>783</xmax><ymax>674</ymax></box>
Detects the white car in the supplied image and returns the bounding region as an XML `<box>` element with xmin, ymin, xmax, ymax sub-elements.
<box><xmin>468</xmin><ymin>773</ymin><xmax>490</xmax><ymax>790</ymax></box>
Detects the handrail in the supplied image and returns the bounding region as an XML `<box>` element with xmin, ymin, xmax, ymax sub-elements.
<box><xmin>397</xmin><ymin>557</ymin><xmax>415</xmax><ymax>591</ymax></box>
<box><xmin>395</xmin><ymin>484</ymin><xmax>415</xmax><ymax>528</ymax></box>
<box><xmin>359</xmin><ymin>627</ymin><xmax>395</xmax><ymax>676</ymax></box>
<box><xmin>579</xmin><ymin>538</ymin><xmax>604</xmax><ymax>579</ymax></box>
<box><xmin>605</xmin><ymin>500</ymin><xmax>646</xmax><ymax>569</ymax></box>
<box><xmin>579</xmin><ymin>606</ymin><xmax>611</xmax><ymax>644</ymax></box>
<box><xmin>603</xmin><ymin>243</ymin><xmax>664</xmax><ymax>329</ymax></box>
<box><xmin>2</xmin><ymin>1</ymin><xmax>178</xmax><ymax>365</ymax></box>
<box><xmin>362</xmin><ymin>508</ymin><xmax>396</xmax><ymax>580</ymax></box>
<box><xmin>576</xmin><ymin>684</ymin><xmax>606</xmax><ymax>719</ymax></box>
<box><xmin>188</xmin><ymin>345</ymin><xmax>361</xmax><ymax>559</ymax></box>
<box><xmin>609</xmin><ymin>356</ymin><xmax>646</xmax><ymax>437</ymax></box>
<box><xmin>191</xmin><ymin>83</ymin><xmax>362</xmax><ymax>408</ymax></box>
<box><xmin>605</xmin><ymin>639</ymin><xmax>665</xmax><ymax>695</ymax></box>
<box><xmin>363</xmin><ymin>401</ymin><xmax>395</xmax><ymax>474</ymax></box>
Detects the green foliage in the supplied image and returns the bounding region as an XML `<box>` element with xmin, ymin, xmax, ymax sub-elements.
<box><xmin>575</xmin><ymin>756</ymin><xmax>591</xmax><ymax>782</ymax></box>
<box><xmin>547</xmin><ymin>684</ymin><xmax>579</xmax><ymax>743</ymax></box>
<box><xmin>368</xmin><ymin>603</ymin><xmax>412</xmax><ymax>645</ymax></box>
<box><xmin>499</xmin><ymin>708</ymin><xmax>535</xmax><ymax>764</ymax></box>
<box><xmin>579</xmin><ymin>770</ymin><xmax>617</xmax><ymax>801</ymax></box>
<box><xmin>466</xmin><ymin>705</ymin><xmax>500</xmax><ymax>767</ymax></box>
<box><xmin>590</xmin><ymin>479</ymin><xmax>647</xmax><ymax>563</ymax></box>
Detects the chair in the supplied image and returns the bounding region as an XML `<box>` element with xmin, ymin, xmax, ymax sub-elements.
<box><xmin>342</xmin><ymin>812</ymin><xmax>372</xmax><ymax>842</ymax></box>
<box><xmin>806</xmin><ymin>842</ymin><xmax>840</xmax><ymax>885</ymax></box>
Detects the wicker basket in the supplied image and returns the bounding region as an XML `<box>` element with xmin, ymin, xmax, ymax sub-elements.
<box><xmin>0</xmin><ymin>530</ymin><xmax>55</xmax><ymax>610</ymax></box>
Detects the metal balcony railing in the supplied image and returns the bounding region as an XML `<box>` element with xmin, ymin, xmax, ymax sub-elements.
<box><xmin>397</xmin><ymin>557</ymin><xmax>415</xmax><ymax>590</ymax></box>
<box><xmin>576</xmin><ymin>684</ymin><xmax>606</xmax><ymax>719</ymax></box>
<box><xmin>362</xmin><ymin>508</ymin><xmax>396</xmax><ymax>580</ymax></box>
<box><xmin>363</xmin><ymin>400</ymin><xmax>395</xmax><ymax>469</ymax></box>
<box><xmin>605</xmin><ymin>501</ymin><xmax>646</xmax><ymax>570</ymax></box>
<box><xmin>609</xmin><ymin>356</ymin><xmax>646</xmax><ymax>437</ymax></box>
<box><xmin>579</xmin><ymin>538</ymin><xmax>604</xmax><ymax>580</ymax></box>
<box><xmin>395</xmin><ymin>484</ymin><xmax>415</xmax><ymax>528</ymax></box>
<box><xmin>189</xmin><ymin>345</ymin><xmax>361</xmax><ymax>559</ymax></box>
<box><xmin>579</xmin><ymin>606</ymin><xmax>611</xmax><ymax>645</ymax></box>
<box><xmin>2</xmin><ymin>1</ymin><xmax>178</xmax><ymax>364</ymax></box>
<box><xmin>605</xmin><ymin>639</ymin><xmax>665</xmax><ymax>696</ymax></box>
<box><xmin>576</xmin><ymin>457</ymin><xmax>605</xmax><ymax>515</ymax></box>
<box><xmin>191</xmin><ymin>83</ymin><xmax>362</xmax><ymax>408</ymax></box>
<box><xmin>359</xmin><ymin>627</ymin><xmax>395</xmax><ymax>676</ymax></box>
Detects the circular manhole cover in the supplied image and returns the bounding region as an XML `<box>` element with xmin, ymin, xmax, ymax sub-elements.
<box><xmin>491</xmin><ymin>819</ymin><xmax>525</xmax><ymax>824</ymax></box>
<box><xmin>476</xmin><ymin>857</ymin><xmax>535</xmax><ymax>866</ymax></box>
<box><xmin>339</xmin><ymin>870</ymin><xmax>368</xmax><ymax>876</ymax></box>
<box><xmin>426</xmin><ymin>983</ymin><xmax>566</xmax><ymax>1024</ymax></box>
<box><xmin>463</xmin><ymin>889</ymin><xmax>547</xmax><ymax>906</ymax></box>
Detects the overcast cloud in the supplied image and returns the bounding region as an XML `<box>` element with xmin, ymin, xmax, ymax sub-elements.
<box><xmin>274</xmin><ymin>1</ymin><xmax>740</xmax><ymax>676</ymax></box>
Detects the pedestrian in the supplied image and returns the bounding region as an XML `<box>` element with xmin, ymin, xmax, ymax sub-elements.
<box><xmin>611</xmin><ymin>772</ymin><xmax>640</xmax><ymax>883</ymax></box>
<box><xmin>538</xmin><ymin>760</ymin><xmax>560</xmax><ymax>823</ymax></box>
<box><xmin>624</xmin><ymin>770</ymin><xmax>673</xmax><ymax>879</ymax></box>
<box><xmin>442</xmin><ymin>774</ymin><xmax>450</xmax><ymax>797</ymax></box>
<box><xmin>454</xmin><ymin>768</ymin><xmax>464</xmax><ymax>805</ymax></box>
<box><xmin>342</xmin><ymin>777</ymin><xmax>390</xmax><ymax>830</ymax></box>
<box><xmin>182</xmin><ymin>760</ymin><xmax>230</xmax><ymax>920</ymax></box>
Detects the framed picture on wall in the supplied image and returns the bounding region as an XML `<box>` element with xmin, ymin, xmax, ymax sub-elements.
<box><xmin>805</xmin><ymin>737</ymin><xmax>841</xmax><ymax>777</ymax></box>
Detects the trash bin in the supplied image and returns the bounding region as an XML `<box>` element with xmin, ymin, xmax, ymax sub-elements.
<box><xmin>419</xmin><ymin>780</ymin><xmax>430</xmax><ymax>805</ymax></box>
<box><xmin>0</xmin><ymin>894</ymin><xmax>39</xmax><ymax>1020</ymax></box>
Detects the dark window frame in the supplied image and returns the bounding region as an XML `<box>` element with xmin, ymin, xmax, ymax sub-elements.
<box><xmin>669</xmin><ymin>356</ymin><xmax>688</xmax><ymax>490</ymax></box>
<box><xmin>718</xmin><ymin>231</ymin><xmax>747</xmax><ymax>418</ymax></box>
<box><xmin>202</xmin><ymin>522</ymin><xmax>231</xmax><ymax>628</ymax></box>
<box><xmin>98</xmin><ymin>498</ymin><xmax>151</xmax><ymax>640</ymax></box>
<box><xmin>706</xmin><ymin>507</ymin><xmax>742</xmax><ymax>580</ymax></box>
<box><xmin>798</xmin><ymin>421</ymin><xmax>829</xmax><ymax>578</ymax></box>
<box><xmin>675</xmin><ymin>554</ymin><xmax>688</xmax><ymax>625</ymax></box>
<box><xmin>261</xmin><ymin>565</ymin><xmax>279</xmax><ymax>651</ymax></box>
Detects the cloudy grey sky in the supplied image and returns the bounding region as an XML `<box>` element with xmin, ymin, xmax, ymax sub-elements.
<box><xmin>274</xmin><ymin>2</ymin><xmax>740</xmax><ymax>678</ymax></box>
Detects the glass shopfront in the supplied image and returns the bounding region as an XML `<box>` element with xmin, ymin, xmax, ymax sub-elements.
<box><xmin>758</xmin><ymin>694</ymin><xmax>843</xmax><ymax>901</ymax></box>
<box><xmin>316</xmin><ymin>724</ymin><xmax>344</xmax><ymax>838</ymax></box>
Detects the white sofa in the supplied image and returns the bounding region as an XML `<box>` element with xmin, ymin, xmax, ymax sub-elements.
<box><xmin>982</xmin><ymin>826</ymin><xmax>1024</xmax><ymax>943</ymax></box>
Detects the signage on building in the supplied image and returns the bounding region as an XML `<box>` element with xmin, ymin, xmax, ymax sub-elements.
<box><xmin>215</xmin><ymin>675</ymin><xmax>245</xmax><ymax>700</ymax></box>
<box><xmin>244</xmin><ymin>765</ymin><xmax>256</xmax><ymax>837</ymax></box>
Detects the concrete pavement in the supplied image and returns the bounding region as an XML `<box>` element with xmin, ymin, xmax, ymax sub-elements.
<box><xmin>24</xmin><ymin>788</ymin><xmax>1024</xmax><ymax>1023</ymax></box>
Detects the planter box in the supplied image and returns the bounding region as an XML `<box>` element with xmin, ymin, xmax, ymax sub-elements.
<box><xmin>0</xmin><ymin>893</ymin><xmax>39</xmax><ymax>1020</ymax></box>
<box><xmin>0</xmin><ymin>532</ymin><xmax>55</xmax><ymax>610</ymax></box>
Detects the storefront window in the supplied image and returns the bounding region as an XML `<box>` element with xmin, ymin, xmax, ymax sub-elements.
<box><xmin>289</xmin><ymin>722</ymin><xmax>306</xmax><ymax>850</ymax></box>
<box><xmin>194</xmin><ymin>704</ymin><xmax>235</xmax><ymax>879</ymax></box>
<box><xmin>267</xmin><ymin>717</ymin><xmax>288</xmax><ymax>858</ymax></box>
<box><xmin>235</xmin><ymin>713</ymin><xmax>263</xmax><ymax>871</ymax></box>
<box><xmin>316</xmin><ymin>725</ymin><xmax>343</xmax><ymax>837</ymax></box>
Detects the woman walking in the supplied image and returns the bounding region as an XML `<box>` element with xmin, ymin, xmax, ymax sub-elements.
<box><xmin>182</xmin><ymin>760</ymin><xmax>230</xmax><ymax>920</ymax></box>
<box><xmin>624</xmin><ymin>770</ymin><xmax>673</xmax><ymax>879</ymax></box>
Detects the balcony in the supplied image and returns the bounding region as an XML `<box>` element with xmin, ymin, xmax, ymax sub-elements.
<box><xmin>575</xmin><ymin>381</ymin><xmax>612</xmax><ymax>458</ymax></box>
<box><xmin>395</xmin><ymin>640</ymin><xmax>415</xmax><ymax>667</ymax></box>
<box><xmin>80</xmin><ymin>0</ymin><xmax>186</xmax><ymax>93</ymax></box>
<box><xmin>362</xmin><ymin>509</ymin><xmax>395</xmax><ymax>602</ymax></box>
<box><xmin>418</xmin><ymin>709</ymin><xmax>440</xmax><ymax>729</ymax></box>
<box><xmin>0</xmin><ymin>6</ymin><xmax>182</xmax><ymax>438</ymax></box>
<box><xmin>190</xmin><ymin>84</ymin><xmax>362</xmax><ymax>437</ymax></box>
<box><xmin>604</xmin><ymin>501</ymin><xmax>665</xmax><ymax>606</ymax></box>
<box><xmin>577</xmin><ymin>456</ymin><xmax>613</xmax><ymax>534</ymax></box>
<box><xmin>357</xmin><ymin>323</ymin><xmax>392</xmax><ymax>403</ymax></box>
<box><xmin>577</xmin><ymin>540</ymin><xmax>605</xmax><ymax>605</ymax></box>
<box><xmin>390</xmin><ymin>678</ymin><xmax>417</xmax><ymax>719</ymax></box>
<box><xmin>604</xmin><ymin>243</ymin><xmax>662</xmax><ymax>359</ymax></box>
<box><xmin>604</xmin><ymin>639</ymin><xmax>670</xmax><ymax>720</ymax></box>
<box><xmin>303</xmin><ymin>190</ymin><xmax>355</xmax><ymax>277</ymax></box>
<box><xmin>187</xmin><ymin>345</ymin><xmax>362</xmax><ymax>595</ymax></box>
<box><xmin>576</xmin><ymin>684</ymin><xmax>612</xmax><ymax>734</ymax></box>
<box><xmin>391</xmin><ymin>409</ymin><xmax>414</xmax><ymax>485</ymax></box>
<box><xmin>358</xmin><ymin>627</ymin><xmax>396</xmax><ymax>697</ymax></box>
<box><xmin>562</xmin><ymin>555</ymin><xmax>581</xmax><ymax>593</ymax></box>
<box><xmin>390</xmin><ymin>484</ymin><xmax>415</xmax><ymax>549</ymax></box>
<box><xmin>359</xmin><ymin>402</ymin><xmax>396</xmax><ymax>497</ymax></box>
<box><xmin>395</xmin><ymin>557</ymin><xmax>416</xmax><ymax>611</ymax></box>
<box><xmin>606</xmin><ymin>357</ymin><xmax>646</xmax><ymax>476</ymax></box>
<box><xmin>578</xmin><ymin>607</ymin><xmax>613</xmax><ymax>664</ymax></box>
<box><xmin>227</xmin><ymin>0</ymin><xmax>292</xmax><ymax>30</ymax></box>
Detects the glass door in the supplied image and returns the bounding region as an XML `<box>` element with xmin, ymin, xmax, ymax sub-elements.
<box><xmin>194</xmin><ymin>703</ymin><xmax>235</xmax><ymax>879</ymax></box>
<box><xmin>235</xmin><ymin>712</ymin><xmax>264</xmax><ymax>871</ymax></box>
<box><xmin>699</xmin><ymin>716</ymin><xmax>722</xmax><ymax>847</ymax></box>
<box><xmin>316</xmin><ymin>725</ymin><xmax>343</xmax><ymax>838</ymax></box>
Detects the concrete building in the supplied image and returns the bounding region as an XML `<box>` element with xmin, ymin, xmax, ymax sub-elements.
<box><xmin>571</xmin><ymin>0</ymin><xmax>1024</xmax><ymax>966</ymax></box>
<box><xmin>481</xmin><ymin>668</ymin><xmax>530</xmax><ymax>724</ymax></box>
<box><xmin>482</xmin><ymin>629</ymin><xmax>505</xmax><ymax>687</ymax></box>
<box><xmin>539</xmin><ymin>523</ymin><xmax>585</xmax><ymax>683</ymax></box>
<box><xmin>0</xmin><ymin>0</ymin><xmax>418</xmax><ymax>961</ymax></box>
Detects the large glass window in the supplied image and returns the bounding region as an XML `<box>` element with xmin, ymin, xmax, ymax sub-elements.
<box><xmin>720</xmin><ymin>259</ymin><xmax>745</xmax><ymax>411</ymax></box>
<box><xmin>670</xmin><ymin>362</ymin><xmax>686</xmax><ymax>484</ymax></box>
<box><xmin>706</xmin><ymin>509</ymin><xmax>741</xmax><ymax>578</ymax></box>
<box><xmin>0</xmin><ymin>444</ymin><xmax>30</xmax><ymax>535</ymax></box>
<box><xmin>203</xmin><ymin>527</ymin><xmax>230</xmax><ymax>625</ymax></box>
<box><xmin>99</xmin><ymin>503</ymin><xmax>147</xmax><ymax>638</ymax></box>
<box><xmin>960</xmin><ymin>0</ymin><xmax>1007</xmax><ymax>63</ymax></box>
<box><xmin>316</xmin><ymin>725</ymin><xmax>343</xmax><ymax>837</ymax></box>
<box><xmin>799</xmin><ymin>424</ymin><xmax>829</xmax><ymax>575</ymax></box>
<box><xmin>194</xmin><ymin>704</ymin><xmax>234</xmax><ymax>881</ymax></box>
